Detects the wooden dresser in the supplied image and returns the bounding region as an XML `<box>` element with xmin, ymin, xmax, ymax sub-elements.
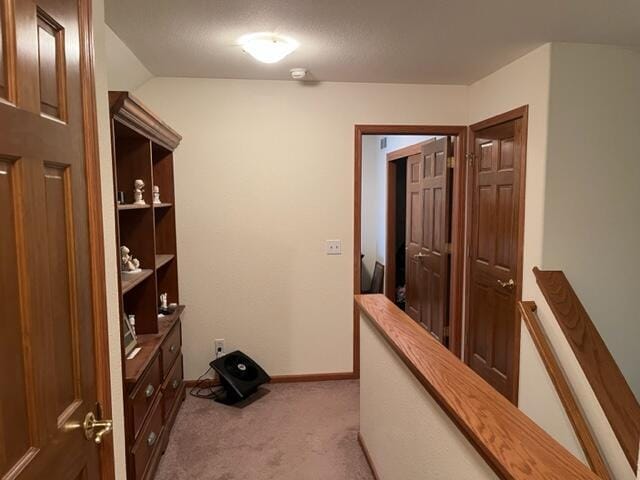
<box><xmin>109</xmin><ymin>91</ymin><xmax>186</xmax><ymax>479</ymax></box>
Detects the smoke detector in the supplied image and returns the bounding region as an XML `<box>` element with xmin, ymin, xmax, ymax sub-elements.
<box><xmin>290</xmin><ymin>68</ymin><xmax>308</xmax><ymax>80</ymax></box>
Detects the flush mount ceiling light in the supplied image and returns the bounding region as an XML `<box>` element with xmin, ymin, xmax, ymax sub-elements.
<box><xmin>238</xmin><ymin>32</ymin><xmax>299</xmax><ymax>64</ymax></box>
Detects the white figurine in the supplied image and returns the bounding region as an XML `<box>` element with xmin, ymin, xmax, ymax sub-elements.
<box><xmin>160</xmin><ymin>292</ymin><xmax>168</xmax><ymax>310</ymax></box>
<box><xmin>152</xmin><ymin>185</ymin><xmax>161</xmax><ymax>204</ymax></box>
<box><xmin>120</xmin><ymin>245</ymin><xmax>142</xmax><ymax>274</ymax></box>
<box><xmin>133</xmin><ymin>179</ymin><xmax>146</xmax><ymax>205</ymax></box>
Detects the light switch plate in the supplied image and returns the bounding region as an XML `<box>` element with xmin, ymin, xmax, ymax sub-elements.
<box><xmin>326</xmin><ymin>239</ymin><xmax>342</xmax><ymax>255</ymax></box>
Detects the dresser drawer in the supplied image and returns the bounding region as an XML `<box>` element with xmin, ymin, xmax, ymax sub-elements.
<box><xmin>130</xmin><ymin>352</ymin><xmax>162</xmax><ymax>439</ymax></box>
<box><xmin>131</xmin><ymin>393</ymin><xmax>163</xmax><ymax>480</ymax></box>
<box><xmin>162</xmin><ymin>353</ymin><xmax>183</xmax><ymax>421</ymax></box>
<box><xmin>161</xmin><ymin>319</ymin><xmax>181</xmax><ymax>377</ymax></box>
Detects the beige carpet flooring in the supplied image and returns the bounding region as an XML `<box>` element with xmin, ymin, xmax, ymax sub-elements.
<box><xmin>155</xmin><ymin>380</ymin><xmax>374</xmax><ymax>480</ymax></box>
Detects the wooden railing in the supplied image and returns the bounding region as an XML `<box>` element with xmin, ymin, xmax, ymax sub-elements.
<box><xmin>518</xmin><ymin>300</ymin><xmax>611</xmax><ymax>479</ymax></box>
<box><xmin>533</xmin><ymin>268</ymin><xmax>640</xmax><ymax>475</ymax></box>
<box><xmin>355</xmin><ymin>294</ymin><xmax>600</xmax><ymax>480</ymax></box>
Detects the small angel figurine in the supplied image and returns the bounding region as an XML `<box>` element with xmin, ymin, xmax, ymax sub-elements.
<box><xmin>152</xmin><ymin>185</ymin><xmax>161</xmax><ymax>204</ymax></box>
<box><xmin>160</xmin><ymin>293</ymin><xmax>168</xmax><ymax>310</ymax></box>
<box><xmin>133</xmin><ymin>179</ymin><xmax>146</xmax><ymax>205</ymax></box>
<box><xmin>120</xmin><ymin>245</ymin><xmax>142</xmax><ymax>274</ymax></box>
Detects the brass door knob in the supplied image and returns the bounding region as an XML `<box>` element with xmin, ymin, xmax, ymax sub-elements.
<box><xmin>83</xmin><ymin>412</ymin><xmax>113</xmax><ymax>445</ymax></box>
<box><xmin>413</xmin><ymin>252</ymin><xmax>427</xmax><ymax>259</ymax></box>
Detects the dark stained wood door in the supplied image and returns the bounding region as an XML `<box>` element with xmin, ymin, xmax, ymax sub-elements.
<box><xmin>466</xmin><ymin>116</ymin><xmax>525</xmax><ymax>402</ymax></box>
<box><xmin>405</xmin><ymin>138</ymin><xmax>453</xmax><ymax>345</ymax></box>
<box><xmin>0</xmin><ymin>0</ymin><xmax>105</xmax><ymax>478</ymax></box>
<box><xmin>405</xmin><ymin>152</ymin><xmax>422</xmax><ymax>322</ymax></box>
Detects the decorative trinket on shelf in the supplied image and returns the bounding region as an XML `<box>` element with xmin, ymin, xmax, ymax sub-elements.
<box><xmin>133</xmin><ymin>179</ymin><xmax>146</xmax><ymax>205</ymax></box>
<box><xmin>152</xmin><ymin>185</ymin><xmax>161</xmax><ymax>204</ymax></box>
<box><xmin>117</xmin><ymin>191</ymin><xmax>125</xmax><ymax>204</ymax></box>
<box><xmin>159</xmin><ymin>292</ymin><xmax>175</xmax><ymax>314</ymax></box>
<box><xmin>120</xmin><ymin>245</ymin><xmax>142</xmax><ymax>274</ymax></box>
<box><xmin>128</xmin><ymin>314</ymin><xmax>136</xmax><ymax>336</ymax></box>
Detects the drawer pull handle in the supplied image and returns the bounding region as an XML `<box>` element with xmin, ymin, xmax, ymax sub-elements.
<box><xmin>172</xmin><ymin>379</ymin><xmax>180</xmax><ymax>390</ymax></box>
<box><xmin>147</xmin><ymin>431</ymin><xmax>157</xmax><ymax>447</ymax></box>
<box><xmin>144</xmin><ymin>384</ymin><xmax>155</xmax><ymax>398</ymax></box>
<box><xmin>169</xmin><ymin>345</ymin><xmax>177</xmax><ymax>353</ymax></box>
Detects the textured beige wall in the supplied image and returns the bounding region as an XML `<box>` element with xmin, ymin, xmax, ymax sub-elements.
<box><xmin>105</xmin><ymin>25</ymin><xmax>152</xmax><ymax>91</ymax></box>
<box><xmin>93</xmin><ymin>2</ymin><xmax>127</xmax><ymax>478</ymax></box>
<box><xmin>133</xmin><ymin>78</ymin><xmax>468</xmax><ymax>379</ymax></box>
<box><xmin>543</xmin><ymin>43</ymin><xmax>640</xmax><ymax>397</ymax></box>
<box><xmin>360</xmin><ymin>315</ymin><xmax>498</xmax><ymax>480</ymax></box>
<box><xmin>468</xmin><ymin>43</ymin><xmax>637</xmax><ymax>478</ymax></box>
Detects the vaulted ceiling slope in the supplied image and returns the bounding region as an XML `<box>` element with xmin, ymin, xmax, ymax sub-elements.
<box><xmin>105</xmin><ymin>0</ymin><xmax>640</xmax><ymax>85</ymax></box>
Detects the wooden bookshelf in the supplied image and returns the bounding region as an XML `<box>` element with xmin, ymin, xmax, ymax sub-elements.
<box><xmin>109</xmin><ymin>91</ymin><xmax>184</xmax><ymax>480</ymax></box>
<box><xmin>118</xmin><ymin>203</ymin><xmax>151</xmax><ymax>211</ymax></box>
<box><xmin>121</xmin><ymin>269</ymin><xmax>154</xmax><ymax>294</ymax></box>
<box><xmin>155</xmin><ymin>254</ymin><xmax>175</xmax><ymax>270</ymax></box>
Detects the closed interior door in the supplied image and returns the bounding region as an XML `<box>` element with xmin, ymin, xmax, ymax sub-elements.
<box><xmin>0</xmin><ymin>0</ymin><xmax>105</xmax><ymax>478</ymax></box>
<box><xmin>466</xmin><ymin>116</ymin><xmax>525</xmax><ymax>402</ymax></box>
<box><xmin>405</xmin><ymin>137</ymin><xmax>453</xmax><ymax>345</ymax></box>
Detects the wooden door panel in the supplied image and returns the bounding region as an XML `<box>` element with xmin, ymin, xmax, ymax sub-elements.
<box><xmin>0</xmin><ymin>1</ymin><xmax>5</xmax><ymax>98</ymax></box>
<box><xmin>405</xmin><ymin>257</ymin><xmax>420</xmax><ymax>320</ymax></box>
<box><xmin>475</xmin><ymin>185</ymin><xmax>493</xmax><ymax>264</ymax></box>
<box><xmin>0</xmin><ymin>158</ymin><xmax>33</xmax><ymax>478</ymax></box>
<box><xmin>492</xmin><ymin>289</ymin><xmax>512</xmax><ymax>376</ymax></box>
<box><xmin>408</xmin><ymin>190</ymin><xmax>420</xmax><ymax>245</ymax></box>
<box><xmin>43</xmin><ymin>164</ymin><xmax>83</xmax><ymax>421</ymax></box>
<box><xmin>432</xmin><ymin>188</ymin><xmax>443</xmax><ymax>254</ymax></box>
<box><xmin>495</xmin><ymin>184</ymin><xmax>515</xmax><ymax>270</ymax></box>
<box><xmin>0</xmin><ymin>0</ymin><xmax>102</xmax><ymax>478</ymax></box>
<box><xmin>36</xmin><ymin>9</ymin><xmax>65</xmax><ymax>120</ymax></box>
<box><xmin>469</xmin><ymin>280</ymin><xmax>490</xmax><ymax>363</ymax></box>
<box><xmin>466</xmin><ymin>114</ymin><xmax>524</xmax><ymax>404</ymax></box>
<box><xmin>405</xmin><ymin>153</ymin><xmax>422</xmax><ymax>321</ymax></box>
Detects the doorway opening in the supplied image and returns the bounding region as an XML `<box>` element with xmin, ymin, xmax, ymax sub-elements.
<box><xmin>353</xmin><ymin>125</ymin><xmax>468</xmax><ymax>377</ymax></box>
<box><xmin>354</xmin><ymin>109</ymin><xmax>528</xmax><ymax>405</ymax></box>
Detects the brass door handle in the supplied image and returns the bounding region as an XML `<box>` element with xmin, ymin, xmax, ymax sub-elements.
<box><xmin>83</xmin><ymin>412</ymin><xmax>113</xmax><ymax>445</ymax></box>
<box><xmin>497</xmin><ymin>279</ymin><xmax>515</xmax><ymax>289</ymax></box>
<box><xmin>413</xmin><ymin>252</ymin><xmax>427</xmax><ymax>259</ymax></box>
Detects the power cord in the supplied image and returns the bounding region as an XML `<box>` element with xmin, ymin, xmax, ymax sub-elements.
<box><xmin>189</xmin><ymin>367</ymin><xmax>224</xmax><ymax>400</ymax></box>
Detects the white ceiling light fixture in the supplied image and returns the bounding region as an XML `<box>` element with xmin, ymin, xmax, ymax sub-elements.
<box><xmin>238</xmin><ymin>32</ymin><xmax>299</xmax><ymax>64</ymax></box>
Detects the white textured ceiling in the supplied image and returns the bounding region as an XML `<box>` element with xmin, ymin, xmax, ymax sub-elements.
<box><xmin>105</xmin><ymin>0</ymin><xmax>640</xmax><ymax>85</ymax></box>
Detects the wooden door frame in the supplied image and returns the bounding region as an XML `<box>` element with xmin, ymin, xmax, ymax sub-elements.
<box><xmin>354</xmin><ymin>125</ymin><xmax>467</xmax><ymax>377</ymax></box>
<box><xmin>79</xmin><ymin>0</ymin><xmax>115</xmax><ymax>477</ymax></box>
<box><xmin>464</xmin><ymin>105</ymin><xmax>528</xmax><ymax>405</ymax></box>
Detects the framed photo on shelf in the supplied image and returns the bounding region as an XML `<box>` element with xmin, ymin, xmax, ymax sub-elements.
<box><xmin>122</xmin><ymin>308</ymin><xmax>137</xmax><ymax>356</ymax></box>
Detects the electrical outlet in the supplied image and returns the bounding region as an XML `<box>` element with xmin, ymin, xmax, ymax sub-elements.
<box><xmin>214</xmin><ymin>339</ymin><xmax>225</xmax><ymax>359</ymax></box>
<box><xmin>326</xmin><ymin>239</ymin><xmax>342</xmax><ymax>255</ymax></box>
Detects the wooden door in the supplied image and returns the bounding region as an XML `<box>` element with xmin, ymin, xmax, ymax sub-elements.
<box><xmin>405</xmin><ymin>138</ymin><xmax>453</xmax><ymax>344</ymax></box>
<box><xmin>466</xmin><ymin>114</ymin><xmax>526</xmax><ymax>403</ymax></box>
<box><xmin>405</xmin><ymin>152</ymin><xmax>422</xmax><ymax>322</ymax></box>
<box><xmin>0</xmin><ymin>0</ymin><xmax>108</xmax><ymax>478</ymax></box>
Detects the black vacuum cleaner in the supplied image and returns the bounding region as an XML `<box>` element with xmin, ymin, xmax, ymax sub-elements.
<box><xmin>209</xmin><ymin>350</ymin><xmax>270</xmax><ymax>405</ymax></box>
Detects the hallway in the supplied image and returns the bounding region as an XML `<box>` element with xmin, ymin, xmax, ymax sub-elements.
<box><xmin>156</xmin><ymin>380</ymin><xmax>373</xmax><ymax>480</ymax></box>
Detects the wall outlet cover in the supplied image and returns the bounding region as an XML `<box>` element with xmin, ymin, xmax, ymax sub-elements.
<box><xmin>326</xmin><ymin>239</ymin><xmax>342</xmax><ymax>255</ymax></box>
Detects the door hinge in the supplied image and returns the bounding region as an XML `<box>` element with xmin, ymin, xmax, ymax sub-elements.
<box><xmin>447</xmin><ymin>156</ymin><xmax>455</xmax><ymax>168</ymax></box>
<box><xmin>443</xmin><ymin>325</ymin><xmax>450</xmax><ymax>339</ymax></box>
<box><xmin>465</xmin><ymin>152</ymin><xmax>475</xmax><ymax>165</ymax></box>
<box><xmin>444</xmin><ymin>242</ymin><xmax>452</xmax><ymax>254</ymax></box>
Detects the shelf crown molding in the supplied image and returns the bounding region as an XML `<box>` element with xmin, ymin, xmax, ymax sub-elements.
<box><xmin>109</xmin><ymin>91</ymin><xmax>182</xmax><ymax>151</ymax></box>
